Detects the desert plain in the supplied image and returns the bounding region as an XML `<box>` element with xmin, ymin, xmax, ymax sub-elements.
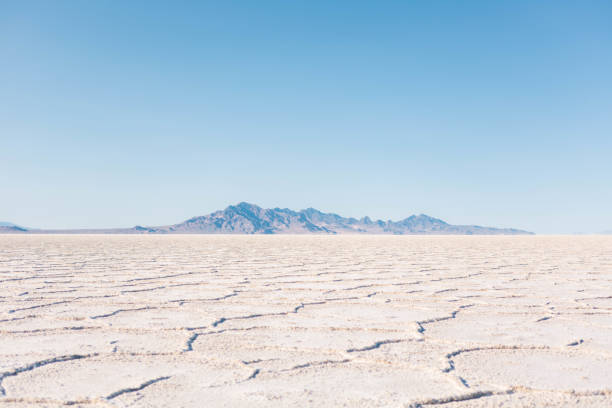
<box><xmin>0</xmin><ymin>235</ymin><xmax>611</xmax><ymax>407</ymax></box>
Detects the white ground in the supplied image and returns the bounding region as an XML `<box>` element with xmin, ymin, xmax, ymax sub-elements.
<box><xmin>0</xmin><ymin>235</ymin><xmax>611</xmax><ymax>407</ymax></box>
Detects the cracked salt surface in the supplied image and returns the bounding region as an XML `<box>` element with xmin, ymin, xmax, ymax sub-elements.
<box><xmin>0</xmin><ymin>235</ymin><xmax>611</xmax><ymax>407</ymax></box>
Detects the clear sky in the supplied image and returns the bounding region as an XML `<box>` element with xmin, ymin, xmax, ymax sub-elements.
<box><xmin>1</xmin><ymin>1</ymin><xmax>611</xmax><ymax>233</ymax></box>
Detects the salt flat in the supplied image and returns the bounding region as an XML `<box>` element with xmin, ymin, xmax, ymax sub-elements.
<box><xmin>0</xmin><ymin>235</ymin><xmax>611</xmax><ymax>407</ymax></box>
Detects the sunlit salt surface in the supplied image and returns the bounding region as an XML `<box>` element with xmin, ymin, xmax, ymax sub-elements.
<box><xmin>1</xmin><ymin>235</ymin><xmax>611</xmax><ymax>407</ymax></box>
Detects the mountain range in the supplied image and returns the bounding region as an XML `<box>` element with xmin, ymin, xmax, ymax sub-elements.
<box><xmin>1</xmin><ymin>202</ymin><xmax>533</xmax><ymax>235</ymax></box>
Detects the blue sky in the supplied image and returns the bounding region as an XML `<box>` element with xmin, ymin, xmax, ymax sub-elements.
<box><xmin>1</xmin><ymin>1</ymin><xmax>611</xmax><ymax>233</ymax></box>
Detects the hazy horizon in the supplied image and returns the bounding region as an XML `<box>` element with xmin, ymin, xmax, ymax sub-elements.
<box><xmin>1</xmin><ymin>201</ymin><xmax>536</xmax><ymax>232</ymax></box>
<box><xmin>1</xmin><ymin>201</ymin><xmax>610</xmax><ymax>234</ymax></box>
<box><xmin>2</xmin><ymin>1</ymin><xmax>611</xmax><ymax>233</ymax></box>
<box><xmin>1</xmin><ymin>201</ymin><xmax>611</xmax><ymax>234</ymax></box>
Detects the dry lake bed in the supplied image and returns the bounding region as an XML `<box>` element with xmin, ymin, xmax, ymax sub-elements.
<box><xmin>0</xmin><ymin>235</ymin><xmax>611</xmax><ymax>407</ymax></box>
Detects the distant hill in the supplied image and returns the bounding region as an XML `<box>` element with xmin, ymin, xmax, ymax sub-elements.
<box><xmin>1</xmin><ymin>203</ymin><xmax>533</xmax><ymax>235</ymax></box>
<box><xmin>132</xmin><ymin>202</ymin><xmax>532</xmax><ymax>235</ymax></box>
<box><xmin>0</xmin><ymin>222</ymin><xmax>28</xmax><ymax>233</ymax></box>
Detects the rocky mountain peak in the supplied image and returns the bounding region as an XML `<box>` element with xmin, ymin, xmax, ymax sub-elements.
<box><xmin>139</xmin><ymin>203</ymin><xmax>532</xmax><ymax>235</ymax></box>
